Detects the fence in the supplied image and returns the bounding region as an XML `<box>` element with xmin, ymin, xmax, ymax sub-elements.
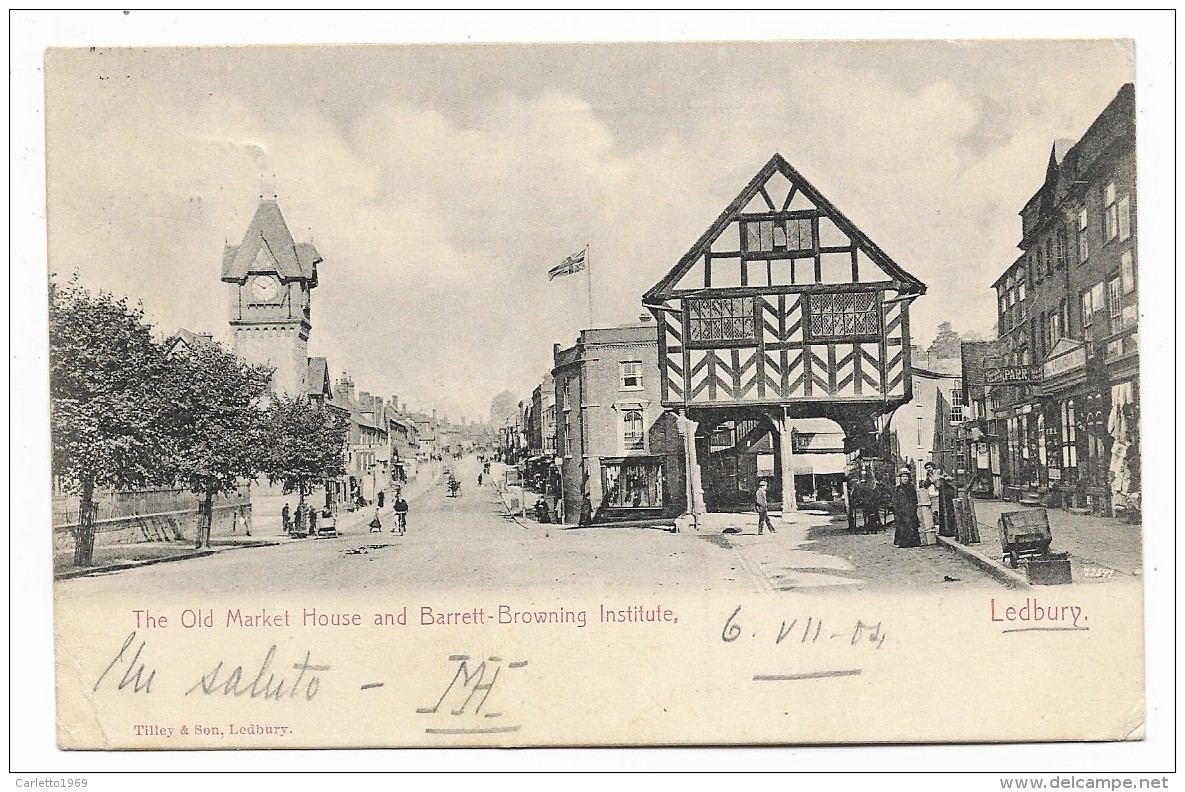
<box><xmin>52</xmin><ymin>485</ymin><xmax>252</xmax><ymax>529</ymax></box>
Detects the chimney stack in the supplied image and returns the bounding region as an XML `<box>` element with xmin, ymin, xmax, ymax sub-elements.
<box><xmin>336</xmin><ymin>373</ymin><xmax>356</xmax><ymax>404</ymax></box>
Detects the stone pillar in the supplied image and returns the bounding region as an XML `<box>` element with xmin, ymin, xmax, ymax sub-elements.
<box><xmin>779</xmin><ymin>407</ymin><xmax>797</xmax><ymax>513</ymax></box>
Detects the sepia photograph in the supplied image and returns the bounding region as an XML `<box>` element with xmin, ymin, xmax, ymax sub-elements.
<box><xmin>11</xmin><ymin>9</ymin><xmax>1175</xmax><ymax>781</ymax></box>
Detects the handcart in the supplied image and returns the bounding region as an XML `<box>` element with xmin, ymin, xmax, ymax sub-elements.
<box><xmin>316</xmin><ymin>509</ymin><xmax>339</xmax><ymax>538</ymax></box>
<box><xmin>998</xmin><ymin>509</ymin><xmax>1052</xmax><ymax>569</ymax></box>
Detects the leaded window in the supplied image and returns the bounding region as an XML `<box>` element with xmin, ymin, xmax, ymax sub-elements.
<box><xmin>808</xmin><ymin>292</ymin><xmax>880</xmax><ymax>338</ymax></box>
<box><xmin>686</xmin><ymin>297</ymin><xmax>755</xmax><ymax>344</ymax></box>
<box><xmin>741</xmin><ymin>216</ymin><xmax>814</xmax><ymax>254</ymax></box>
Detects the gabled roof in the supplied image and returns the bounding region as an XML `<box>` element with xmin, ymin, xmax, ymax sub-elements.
<box><xmin>306</xmin><ymin>357</ymin><xmax>331</xmax><ymax>398</ymax></box>
<box><xmin>165</xmin><ymin>327</ymin><xmax>218</xmax><ymax>355</ymax></box>
<box><xmin>643</xmin><ymin>153</ymin><xmax>924</xmax><ymax>304</ymax></box>
<box><xmin>221</xmin><ymin>198</ymin><xmax>321</xmax><ymax>285</ymax></box>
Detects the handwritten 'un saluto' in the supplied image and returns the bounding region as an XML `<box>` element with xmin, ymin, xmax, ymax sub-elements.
<box><xmin>93</xmin><ymin>630</ymin><xmax>533</xmax><ymax>738</ymax></box>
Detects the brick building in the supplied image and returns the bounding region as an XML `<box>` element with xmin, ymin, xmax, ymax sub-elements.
<box><xmin>985</xmin><ymin>83</ymin><xmax>1138</xmax><ymax>516</ymax></box>
<box><xmin>552</xmin><ymin>319</ymin><xmax>686</xmax><ymax>524</ymax></box>
<box><xmin>335</xmin><ymin>373</ymin><xmax>390</xmax><ymax>504</ymax></box>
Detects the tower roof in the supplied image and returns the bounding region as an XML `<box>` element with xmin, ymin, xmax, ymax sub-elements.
<box><xmin>221</xmin><ymin>198</ymin><xmax>321</xmax><ymax>286</ymax></box>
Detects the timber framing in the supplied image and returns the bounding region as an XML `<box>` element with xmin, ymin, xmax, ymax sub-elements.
<box><xmin>642</xmin><ymin>153</ymin><xmax>925</xmax><ymax>306</ymax></box>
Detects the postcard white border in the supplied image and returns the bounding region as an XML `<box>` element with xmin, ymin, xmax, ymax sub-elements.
<box><xmin>10</xmin><ymin>9</ymin><xmax>1176</xmax><ymax>779</ymax></box>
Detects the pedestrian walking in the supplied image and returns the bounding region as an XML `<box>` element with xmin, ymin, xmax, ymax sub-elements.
<box><xmin>755</xmin><ymin>480</ymin><xmax>776</xmax><ymax>534</ymax></box>
<box><xmin>281</xmin><ymin>503</ymin><xmax>291</xmax><ymax>534</ymax></box>
<box><xmin>378</xmin><ymin>490</ymin><xmax>385</xmax><ymax>509</ymax></box>
<box><xmin>892</xmin><ymin>468</ymin><xmax>922</xmax><ymax>548</ymax></box>
<box><xmin>369</xmin><ymin>506</ymin><xmax>383</xmax><ymax>533</ymax></box>
<box><xmin>477</xmin><ymin>473</ymin><xmax>483</xmax><ymax>487</ymax></box>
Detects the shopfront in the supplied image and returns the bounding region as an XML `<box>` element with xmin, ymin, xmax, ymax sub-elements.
<box><xmin>599</xmin><ymin>456</ymin><xmax>665</xmax><ymax>518</ymax></box>
<box><xmin>1022</xmin><ymin>339</ymin><xmax>1114</xmax><ymax>514</ymax></box>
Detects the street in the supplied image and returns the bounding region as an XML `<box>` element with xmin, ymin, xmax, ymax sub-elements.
<box><xmin>55</xmin><ymin>455</ymin><xmax>1003</xmax><ymax>600</ymax></box>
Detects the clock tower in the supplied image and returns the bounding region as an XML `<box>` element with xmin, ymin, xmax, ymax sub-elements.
<box><xmin>221</xmin><ymin>195</ymin><xmax>323</xmax><ymax>396</ymax></box>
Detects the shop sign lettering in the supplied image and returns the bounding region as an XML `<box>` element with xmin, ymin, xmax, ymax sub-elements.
<box><xmin>983</xmin><ymin>366</ymin><xmax>1038</xmax><ymax>384</ymax></box>
<box><xmin>1043</xmin><ymin>347</ymin><xmax>1087</xmax><ymax>379</ymax></box>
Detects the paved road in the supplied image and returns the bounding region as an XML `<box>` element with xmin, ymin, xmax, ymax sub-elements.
<box><xmin>55</xmin><ymin>455</ymin><xmax>1001</xmax><ymax>600</ymax></box>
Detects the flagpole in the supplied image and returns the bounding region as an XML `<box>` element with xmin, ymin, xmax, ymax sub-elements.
<box><xmin>585</xmin><ymin>244</ymin><xmax>593</xmax><ymax>328</ymax></box>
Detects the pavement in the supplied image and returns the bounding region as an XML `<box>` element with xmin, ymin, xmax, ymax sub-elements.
<box><xmin>944</xmin><ymin>498</ymin><xmax>1144</xmax><ymax>586</ymax></box>
<box><xmin>54</xmin><ymin>457</ymin><xmax>1141</xmax><ymax>593</ymax></box>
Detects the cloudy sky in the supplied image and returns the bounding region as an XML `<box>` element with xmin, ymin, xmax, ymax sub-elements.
<box><xmin>45</xmin><ymin>39</ymin><xmax>1134</xmax><ymax>423</ymax></box>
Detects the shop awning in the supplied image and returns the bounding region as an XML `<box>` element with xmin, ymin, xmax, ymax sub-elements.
<box><xmin>791</xmin><ymin>453</ymin><xmax>847</xmax><ymax>476</ymax></box>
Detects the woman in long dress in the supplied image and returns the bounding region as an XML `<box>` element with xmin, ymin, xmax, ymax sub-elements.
<box><xmin>892</xmin><ymin>468</ymin><xmax>922</xmax><ymax>548</ymax></box>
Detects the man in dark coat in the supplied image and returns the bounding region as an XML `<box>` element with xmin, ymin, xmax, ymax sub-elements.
<box><xmin>892</xmin><ymin>468</ymin><xmax>921</xmax><ymax>548</ymax></box>
<box><xmin>755</xmin><ymin>480</ymin><xmax>776</xmax><ymax>534</ymax></box>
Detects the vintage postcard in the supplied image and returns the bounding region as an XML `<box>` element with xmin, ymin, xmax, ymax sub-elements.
<box><xmin>35</xmin><ymin>28</ymin><xmax>1164</xmax><ymax>759</ymax></box>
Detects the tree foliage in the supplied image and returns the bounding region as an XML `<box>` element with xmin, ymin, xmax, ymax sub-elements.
<box><xmin>927</xmin><ymin>321</ymin><xmax>963</xmax><ymax>360</ymax></box>
<box><xmin>166</xmin><ymin>341</ymin><xmax>273</xmax><ymax>546</ymax></box>
<box><xmin>49</xmin><ymin>276</ymin><xmax>176</xmax><ymax>494</ymax></box>
<box><xmin>50</xmin><ymin>276</ymin><xmax>181</xmax><ymax>565</ymax></box>
<box><xmin>260</xmin><ymin>395</ymin><xmax>348</xmax><ymax>504</ymax></box>
<box><xmin>167</xmin><ymin>341</ymin><xmax>272</xmax><ymax>497</ymax></box>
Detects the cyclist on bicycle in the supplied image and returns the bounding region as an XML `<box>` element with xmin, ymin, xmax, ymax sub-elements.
<box><xmin>392</xmin><ymin>494</ymin><xmax>409</xmax><ymax>534</ymax></box>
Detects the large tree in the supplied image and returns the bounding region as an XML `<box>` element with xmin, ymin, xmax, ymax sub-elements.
<box><xmin>260</xmin><ymin>395</ymin><xmax>348</xmax><ymax>528</ymax></box>
<box><xmin>927</xmin><ymin>321</ymin><xmax>963</xmax><ymax>360</ymax></box>
<box><xmin>49</xmin><ymin>277</ymin><xmax>176</xmax><ymax>566</ymax></box>
<box><xmin>166</xmin><ymin>341</ymin><xmax>272</xmax><ymax>548</ymax></box>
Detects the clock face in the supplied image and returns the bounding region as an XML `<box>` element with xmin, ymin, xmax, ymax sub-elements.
<box><xmin>250</xmin><ymin>275</ymin><xmax>280</xmax><ymax>302</ymax></box>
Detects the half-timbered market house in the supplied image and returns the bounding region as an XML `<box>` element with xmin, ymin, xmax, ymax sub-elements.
<box><xmin>643</xmin><ymin>153</ymin><xmax>926</xmax><ymax>512</ymax></box>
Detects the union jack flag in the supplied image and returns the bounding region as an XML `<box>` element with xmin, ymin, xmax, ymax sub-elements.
<box><xmin>547</xmin><ymin>248</ymin><xmax>587</xmax><ymax>280</ymax></box>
